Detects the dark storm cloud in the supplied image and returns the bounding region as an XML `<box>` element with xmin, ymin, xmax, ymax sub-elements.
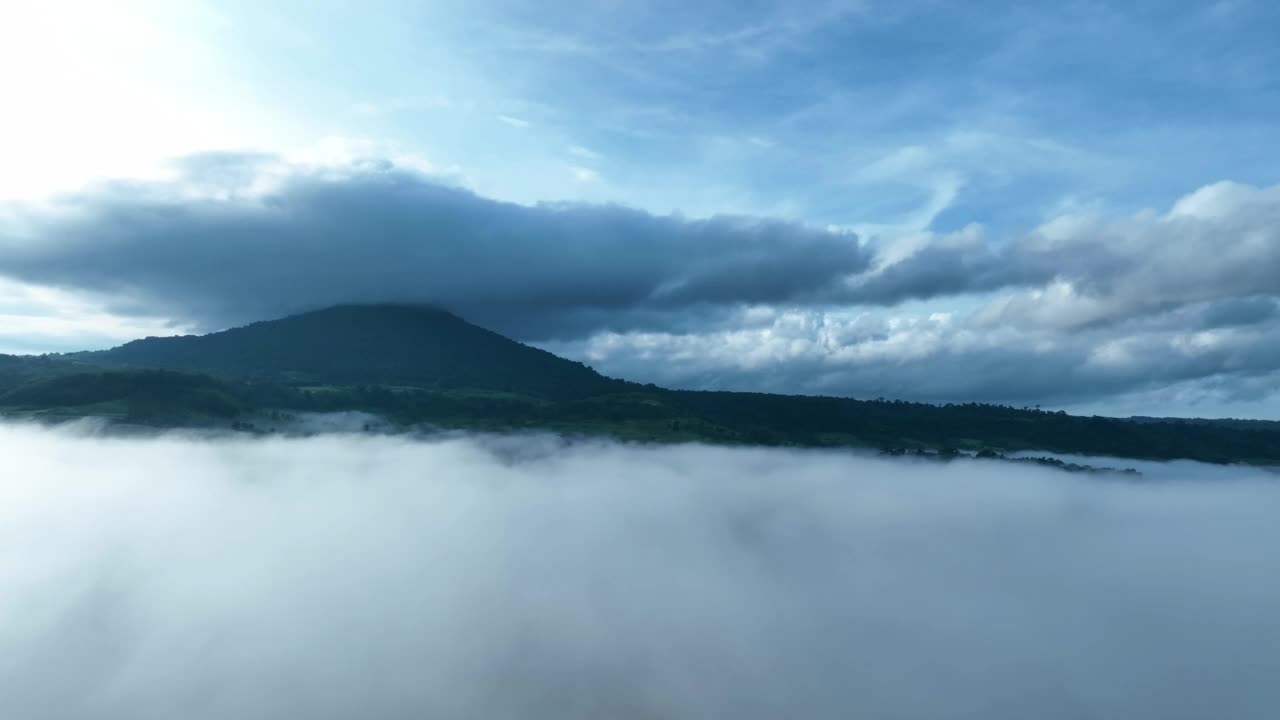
<box><xmin>0</xmin><ymin>153</ymin><xmax>868</xmax><ymax>340</ymax></box>
<box><xmin>846</xmin><ymin>237</ymin><xmax>1048</xmax><ymax>305</ymax></box>
<box><xmin>3</xmin><ymin>158</ymin><xmax>1277</xmax><ymax>345</ymax></box>
<box><xmin>3</xmin><ymin>423</ymin><xmax>1280</xmax><ymax>719</ymax></box>
<box><xmin>1200</xmin><ymin>296</ymin><xmax>1279</xmax><ymax>329</ymax></box>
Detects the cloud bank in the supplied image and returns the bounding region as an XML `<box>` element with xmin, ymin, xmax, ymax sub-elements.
<box><xmin>3</xmin><ymin>422</ymin><xmax>1280</xmax><ymax>719</ymax></box>
<box><xmin>0</xmin><ymin>153</ymin><xmax>867</xmax><ymax>340</ymax></box>
<box><xmin>549</xmin><ymin>182</ymin><xmax>1280</xmax><ymax>409</ymax></box>
<box><xmin>2</xmin><ymin>156</ymin><xmax>1280</xmax><ymax>412</ymax></box>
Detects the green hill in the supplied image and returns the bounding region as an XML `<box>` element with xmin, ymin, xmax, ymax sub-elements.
<box><xmin>1</xmin><ymin>369</ymin><xmax>245</xmax><ymax>422</ymax></box>
<box><xmin>0</xmin><ymin>353</ymin><xmax>84</xmax><ymax>393</ymax></box>
<box><xmin>81</xmin><ymin>304</ymin><xmax>624</xmax><ymax>400</ymax></box>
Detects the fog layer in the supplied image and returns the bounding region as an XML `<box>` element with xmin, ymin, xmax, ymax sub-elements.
<box><xmin>2</xmin><ymin>422</ymin><xmax>1278</xmax><ymax>719</ymax></box>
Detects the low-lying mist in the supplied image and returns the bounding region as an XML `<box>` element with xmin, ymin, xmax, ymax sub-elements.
<box><xmin>2</xmin><ymin>421</ymin><xmax>1279</xmax><ymax>719</ymax></box>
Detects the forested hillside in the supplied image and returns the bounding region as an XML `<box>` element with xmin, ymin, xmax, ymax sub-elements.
<box><xmin>3</xmin><ymin>304</ymin><xmax>1278</xmax><ymax>465</ymax></box>
<box><xmin>81</xmin><ymin>304</ymin><xmax>624</xmax><ymax>400</ymax></box>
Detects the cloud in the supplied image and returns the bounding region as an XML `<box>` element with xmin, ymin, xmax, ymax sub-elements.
<box><xmin>848</xmin><ymin>181</ymin><xmax>1280</xmax><ymax>319</ymax></box>
<box><xmin>497</xmin><ymin>114</ymin><xmax>532</xmax><ymax>128</ymax></box>
<box><xmin>0</xmin><ymin>278</ymin><xmax>185</xmax><ymax>355</ymax></box>
<box><xmin>10</xmin><ymin>161</ymin><xmax>1276</xmax><ymax>346</ymax></box>
<box><xmin>568</xmin><ymin>145</ymin><xmax>603</xmax><ymax>161</ymax></box>
<box><xmin>1200</xmin><ymin>296</ymin><xmax>1278</xmax><ymax>329</ymax></box>
<box><xmin>4</xmin><ymin>153</ymin><xmax>1280</xmax><ymax>411</ymax></box>
<box><xmin>569</xmin><ymin>165</ymin><xmax>600</xmax><ymax>182</ymax></box>
<box><xmin>546</xmin><ymin>302</ymin><xmax>1280</xmax><ymax>409</ymax></box>
<box><xmin>533</xmin><ymin>180</ymin><xmax>1280</xmax><ymax>410</ymax></box>
<box><xmin>0</xmin><ymin>153</ymin><xmax>869</xmax><ymax>340</ymax></box>
<box><xmin>2</xmin><ymin>422</ymin><xmax>1279</xmax><ymax>719</ymax></box>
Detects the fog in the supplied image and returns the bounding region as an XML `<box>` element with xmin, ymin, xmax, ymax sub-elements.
<box><xmin>2</xmin><ymin>422</ymin><xmax>1279</xmax><ymax>719</ymax></box>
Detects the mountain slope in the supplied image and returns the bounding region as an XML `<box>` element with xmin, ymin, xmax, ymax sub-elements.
<box><xmin>2</xmin><ymin>369</ymin><xmax>245</xmax><ymax>421</ymax></box>
<box><xmin>81</xmin><ymin>304</ymin><xmax>624</xmax><ymax>400</ymax></box>
<box><xmin>0</xmin><ymin>353</ymin><xmax>87</xmax><ymax>393</ymax></box>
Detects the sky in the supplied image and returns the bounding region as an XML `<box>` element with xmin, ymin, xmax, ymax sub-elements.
<box><xmin>0</xmin><ymin>0</ymin><xmax>1278</xmax><ymax>417</ymax></box>
<box><xmin>4</xmin><ymin>421</ymin><xmax>1280</xmax><ymax>718</ymax></box>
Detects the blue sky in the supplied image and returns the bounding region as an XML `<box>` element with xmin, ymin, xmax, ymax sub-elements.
<box><xmin>1</xmin><ymin>0</ymin><xmax>1278</xmax><ymax>416</ymax></box>
<box><xmin>208</xmin><ymin>0</ymin><xmax>1280</xmax><ymax>226</ymax></box>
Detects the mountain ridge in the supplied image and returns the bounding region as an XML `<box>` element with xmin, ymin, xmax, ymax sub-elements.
<box><xmin>3</xmin><ymin>303</ymin><xmax>1279</xmax><ymax>467</ymax></box>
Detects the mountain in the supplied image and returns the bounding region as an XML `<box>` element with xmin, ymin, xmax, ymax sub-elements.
<box><xmin>3</xmin><ymin>303</ymin><xmax>1279</xmax><ymax>467</ymax></box>
<box><xmin>80</xmin><ymin>304</ymin><xmax>624</xmax><ymax>400</ymax></box>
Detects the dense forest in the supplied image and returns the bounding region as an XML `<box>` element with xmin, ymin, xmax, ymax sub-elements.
<box><xmin>4</xmin><ymin>304</ymin><xmax>1279</xmax><ymax>466</ymax></box>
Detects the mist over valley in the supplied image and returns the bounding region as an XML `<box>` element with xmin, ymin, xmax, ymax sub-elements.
<box><xmin>3</xmin><ymin>421</ymin><xmax>1279</xmax><ymax>719</ymax></box>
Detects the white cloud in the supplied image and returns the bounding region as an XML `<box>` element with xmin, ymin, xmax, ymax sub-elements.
<box><xmin>568</xmin><ymin>145</ymin><xmax>603</xmax><ymax>160</ymax></box>
<box><xmin>570</xmin><ymin>165</ymin><xmax>600</xmax><ymax>182</ymax></box>
<box><xmin>544</xmin><ymin>290</ymin><xmax>1280</xmax><ymax>411</ymax></box>
<box><xmin>287</xmin><ymin>136</ymin><xmax>441</xmax><ymax>177</ymax></box>
<box><xmin>0</xmin><ymin>278</ymin><xmax>185</xmax><ymax>354</ymax></box>
<box><xmin>497</xmin><ymin>114</ymin><xmax>532</xmax><ymax>129</ymax></box>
